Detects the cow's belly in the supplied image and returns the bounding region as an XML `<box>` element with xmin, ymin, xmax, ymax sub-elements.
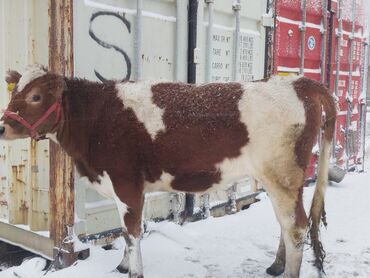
<box><xmin>207</xmin><ymin>145</ymin><xmax>256</xmax><ymax>192</ymax></box>
<box><xmin>143</xmin><ymin>148</ymin><xmax>256</xmax><ymax>194</ymax></box>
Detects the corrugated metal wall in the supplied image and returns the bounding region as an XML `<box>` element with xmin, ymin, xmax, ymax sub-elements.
<box><xmin>0</xmin><ymin>0</ymin><xmax>268</xmax><ymax>243</ymax></box>
<box><xmin>0</xmin><ymin>0</ymin><xmax>50</xmax><ymax>231</ymax></box>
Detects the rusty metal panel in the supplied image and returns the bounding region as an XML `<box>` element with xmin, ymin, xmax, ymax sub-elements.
<box><xmin>0</xmin><ymin>0</ymin><xmax>49</xmax><ymax>230</ymax></box>
<box><xmin>48</xmin><ymin>0</ymin><xmax>75</xmax><ymax>256</ymax></box>
<box><xmin>29</xmin><ymin>140</ymin><xmax>50</xmax><ymax>231</ymax></box>
<box><xmin>0</xmin><ymin>146</ymin><xmax>7</xmax><ymax>220</ymax></box>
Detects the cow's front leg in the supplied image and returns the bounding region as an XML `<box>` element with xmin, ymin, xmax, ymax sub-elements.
<box><xmin>116</xmin><ymin>245</ymin><xmax>129</xmax><ymax>273</ymax></box>
<box><xmin>113</xmin><ymin>182</ymin><xmax>144</xmax><ymax>278</ymax></box>
<box><xmin>122</xmin><ymin>232</ymin><xmax>143</xmax><ymax>278</ymax></box>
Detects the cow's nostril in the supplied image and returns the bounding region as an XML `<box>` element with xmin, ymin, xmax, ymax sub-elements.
<box><xmin>0</xmin><ymin>126</ymin><xmax>5</xmax><ymax>135</ymax></box>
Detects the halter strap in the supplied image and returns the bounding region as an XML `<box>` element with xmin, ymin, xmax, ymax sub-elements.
<box><xmin>3</xmin><ymin>97</ymin><xmax>62</xmax><ymax>138</ymax></box>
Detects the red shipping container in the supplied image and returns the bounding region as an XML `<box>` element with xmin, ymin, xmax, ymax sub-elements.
<box><xmin>273</xmin><ymin>0</ymin><xmax>368</xmax><ymax>180</ymax></box>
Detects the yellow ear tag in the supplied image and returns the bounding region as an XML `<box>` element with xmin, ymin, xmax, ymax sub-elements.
<box><xmin>7</xmin><ymin>82</ymin><xmax>16</xmax><ymax>92</ymax></box>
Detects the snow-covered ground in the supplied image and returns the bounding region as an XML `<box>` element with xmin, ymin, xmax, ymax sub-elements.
<box><xmin>2</xmin><ymin>121</ymin><xmax>370</xmax><ymax>278</ymax></box>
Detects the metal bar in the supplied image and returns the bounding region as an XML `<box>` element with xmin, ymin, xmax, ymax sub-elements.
<box><xmin>0</xmin><ymin>221</ymin><xmax>54</xmax><ymax>260</ymax></box>
<box><xmin>170</xmin><ymin>193</ymin><xmax>181</xmax><ymax>224</ymax></box>
<box><xmin>185</xmin><ymin>0</ymin><xmax>199</xmax><ymax>217</ymax></box>
<box><xmin>187</xmin><ymin>0</ymin><xmax>198</xmax><ymax>84</ymax></box>
<box><xmin>320</xmin><ymin>0</ymin><xmax>328</xmax><ymax>83</ymax></box>
<box><xmin>232</xmin><ymin>0</ymin><xmax>241</xmax><ymax>81</ymax></box>
<box><xmin>134</xmin><ymin>0</ymin><xmax>143</xmax><ymax>81</ymax></box>
<box><xmin>333</xmin><ymin>0</ymin><xmax>343</xmax><ymax>162</ymax></box>
<box><xmin>205</xmin><ymin>0</ymin><xmax>214</xmax><ymax>83</ymax></box>
<box><xmin>326</xmin><ymin>1</ymin><xmax>334</xmax><ymax>88</ymax></box>
<box><xmin>317</xmin><ymin>0</ymin><xmax>328</xmax><ymax>160</ymax></box>
<box><xmin>171</xmin><ymin>0</ymin><xmax>184</xmax><ymax>217</ymax></box>
<box><xmin>48</xmin><ymin>0</ymin><xmax>76</xmax><ymax>266</ymax></box>
<box><xmin>227</xmin><ymin>183</ymin><xmax>238</xmax><ymax>214</ymax></box>
<box><xmin>175</xmin><ymin>1</ymin><xmax>182</xmax><ymax>81</ymax></box>
<box><xmin>263</xmin><ymin>0</ymin><xmax>274</xmax><ymax>78</ymax></box>
<box><xmin>299</xmin><ymin>0</ymin><xmax>307</xmax><ymax>75</ymax></box>
<box><xmin>210</xmin><ymin>191</ymin><xmax>261</xmax><ymax>211</ymax></box>
<box><xmin>201</xmin><ymin>193</ymin><xmax>210</xmax><ymax>218</ymax></box>
<box><xmin>344</xmin><ymin>0</ymin><xmax>356</xmax><ymax>170</ymax></box>
<box><xmin>334</xmin><ymin>0</ymin><xmax>343</xmax><ymax>100</ymax></box>
<box><xmin>359</xmin><ymin>39</ymin><xmax>369</xmax><ymax>171</ymax></box>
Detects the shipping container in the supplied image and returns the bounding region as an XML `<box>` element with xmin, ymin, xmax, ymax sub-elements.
<box><xmin>274</xmin><ymin>0</ymin><xmax>369</xmax><ymax>178</ymax></box>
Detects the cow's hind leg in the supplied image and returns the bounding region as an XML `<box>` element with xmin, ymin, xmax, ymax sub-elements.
<box><xmin>266</xmin><ymin>231</ymin><xmax>286</xmax><ymax>276</ymax></box>
<box><xmin>266</xmin><ymin>185</ymin><xmax>307</xmax><ymax>278</ymax></box>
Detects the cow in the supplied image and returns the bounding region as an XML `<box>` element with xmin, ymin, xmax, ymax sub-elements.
<box><xmin>1</xmin><ymin>64</ymin><xmax>336</xmax><ymax>278</ymax></box>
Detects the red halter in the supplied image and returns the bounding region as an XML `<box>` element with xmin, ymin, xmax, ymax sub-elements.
<box><xmin>3</xmin><ymin>97</ymin><xmax>62</xmax><ymax>138</ymax></box>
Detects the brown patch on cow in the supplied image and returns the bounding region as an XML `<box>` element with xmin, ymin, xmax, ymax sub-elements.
<box><xmin>295</xmin><ymin>186</ymin><xmax>308</xmax><ymax>229</ymax></box>
<box><xmin>293</xmin><ymin>77</ymin><xmax>336</xmax><ymax>170</ymax></box>
<box><xmin>151</xmin><ymin>82</ymin><xmax>249</xmax><ymax>192</ymax></box>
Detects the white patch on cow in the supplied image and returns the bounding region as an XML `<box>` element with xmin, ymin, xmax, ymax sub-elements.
<box><xmin>17</xmin><ymin>64</ymin><xmax>47</xmax><ymax>92</ymax></box>
<box><xmin>210</xmin><ymin>76</ymin><xmax>306</xmax><ymax>191</ymax></box>
<box><xmin>143</xmin><ymin>171</ymin><xmax>175</xmax><ymax>193</ymax></box>
<box><xmin>81</xmin><ymin>171</ymin><xmax>128</xmax><ymax>229</ymax></box>
<box><xmin>116</xmin><ymin>81</ymin><xmax>165</xmax><ymax>140</ymax></box>
<box><xmin>127</xmin><ymin>235</ymin><xmax>143</xmax><ymax>276</ymax></box>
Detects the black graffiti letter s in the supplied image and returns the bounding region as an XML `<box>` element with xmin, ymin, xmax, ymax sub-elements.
<box><xmin>89</xmin><ymin>11</ymin><xmax>132</xmax><ymax>82</ymax></box>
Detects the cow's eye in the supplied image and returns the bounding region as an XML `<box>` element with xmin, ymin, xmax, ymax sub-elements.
<box><xmin>32</xmin><ymin>95</ymin><xmax>41</xmax><ymax>102</ymax></box>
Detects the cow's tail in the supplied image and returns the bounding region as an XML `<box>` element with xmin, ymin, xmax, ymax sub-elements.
<box><xmin>308</xmin><ymin>88</ymin><xmax>336</xmax><ymax>273</ymax></box>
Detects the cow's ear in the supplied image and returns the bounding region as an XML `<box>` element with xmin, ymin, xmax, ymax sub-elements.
<box><xmin>6</xmin><ymin>70</ymin><xmax>21</xmax><ymax>85</ymax></box>
<box><xmin>47</xmin><ymin>74</ymin><xmax>66</xmax><ymax>99</ymax></box>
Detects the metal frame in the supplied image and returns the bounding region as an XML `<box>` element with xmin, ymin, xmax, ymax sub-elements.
<box><xmin>320</xmin><ymin>0</ymin><xmax>328</xmax><ymax>84</ymax></box>
<box><xmin>232</xmin><ymin>0</ymin><xmax>241</xmax><ymax>81</ymax></box>
<box><xmin>299</xmin><ymin>0</ymin><xmax>307</xmax><ymax>74</ymax></box>
<box><xmin>359</xmin><ymin>38</ymin><xmax>369</xmax><ymax>171</ymax></box>
<box><xmin>134</xmin><ymin>0</ymin><xmax>143</xmax><ymax>81</ymax></box>
<box><xmin>344</xmin><ymin>0</ymin><xmax>357</xmax><ymax>170</ymax></box>
<box><xmin>333</xmin><ymin>0</ymin><xmax>343</xmax><ymax>163</ymax></box>
<box><xmin>205</xmin><ymin>0</ymin><xmax>214</xmax><ymax>82</ymax></box>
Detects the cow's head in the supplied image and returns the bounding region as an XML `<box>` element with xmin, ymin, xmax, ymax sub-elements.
<box><xmin>0</xmin><ymin>64</ymin><xmax>65</xmax><ymax>140</ymax></box>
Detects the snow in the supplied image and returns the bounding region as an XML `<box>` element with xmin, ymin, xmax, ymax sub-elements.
<box><xmin>1</xmin><ymin>118</ymin><xmax>370</xmax><ymax>277</ymax></box>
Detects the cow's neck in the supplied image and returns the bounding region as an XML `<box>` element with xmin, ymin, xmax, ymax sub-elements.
<box><xmin>55</xmin><ymin>78</ymin><xmax>117</xmax><ymax>179</ymax></box>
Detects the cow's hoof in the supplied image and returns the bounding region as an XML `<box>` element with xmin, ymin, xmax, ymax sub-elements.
<box><xmin>116</xmin><ymin>265</ymin><xmax>129</xmax><ymax>273</ymax></box>
<box><xmin>266</xmin><ymin>264</ymin><xmax>284</xmax><ymax>276</ymax></box>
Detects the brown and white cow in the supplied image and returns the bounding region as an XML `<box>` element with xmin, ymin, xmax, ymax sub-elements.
<box><xmin>1</xmin><ymin>64</ymin><xmax>336</xmax><ymax>278</ymax></box>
